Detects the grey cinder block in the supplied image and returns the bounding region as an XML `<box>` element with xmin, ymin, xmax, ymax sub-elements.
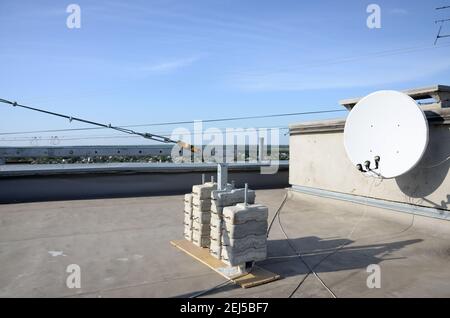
<box><xmin>184</xmin><ymin>213</ymin><xmax>193</xmax><ymax>228</ymax></box>
<box><xmin>221</xmin><ymin>246</ymin><xmax>267</xmax><ymax>266</ymax></box>
<box><xmin>221</xmin><ymin>234</ymin><xmax>267</xmax><ymax>252</ymax></box>
<box><xmin>209</xmin><ymin>239</ymin><xmax>222</xmax><ymax>259</ymax></box>
<box><xmin>192</xmin><ymin>221</ymin><xmax>211</xmax><ymax>233</ymax></box>
<box><xmin>210</xmin><ymin>214</ymin><xmax>223</xmax><ymax>242</ymax></box>
<box><xmin>192</xmin><ymin>210</ymin><xmax>211</xmax><ymax>224</ymax></box>
<box><xmin>222</xmin><ymin>220</ymin><xmax>268</xmax><ymax>239</ymax></box>
<box><xmin>212</xmin><ymin>188</ymin><xmax>256</xmax><ymax>207</ymax></box>
<box><xmin>211</xmin><ymin>201</ymin><xmax>223</xmax><ymax>215</ymax></box>
<box><xmin>223</xmin><ymin>204</ymin><xmax>268</xmax><ymax>225</ymax></box>
<box><xmin>210</xmin><ymin>213</ymin><xmax>222</xmax><ymax>229</ymax></box>
<box><xmin>184</xmin><ymin>193</ymin><xmax>193</xmax><ymax>204</ymax></box>
<box><xmin>184</xmin><ymin>202</ymin><xmax>193</xmax><ymax>213</ymax></box>
<box><xmin>192</xmin><ymin>182</ymin><xmax>217</xmax><ymax>200</ymax></box>
<box><xmin>184</xmin><ymin>225</ymin><xmax>193</xmax><ymax>241</ymax></box>
<box><xmin>192</xmin><ymin>197</ymin><xmax>212</xmax><ymax>212</ymax></box>
<box><xmin>192</xmin><ymin>230</ymin><xmax>210</xmax><ymax>247</ymax></box>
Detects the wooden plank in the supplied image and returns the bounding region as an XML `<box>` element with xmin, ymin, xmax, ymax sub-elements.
<box><xmin>170</xmin><ymin>240</ymin><xmax>280</xmax><ymax>288</ymax></box>
<box><xmin>234</xmin><ymin>266</ymin><xmax>281</xmax><ymax>289</ymax></box>
<box><xmin>170</xmin><ymin>239</ymin><xmax>229</xmax><ymax>279</ymax></box>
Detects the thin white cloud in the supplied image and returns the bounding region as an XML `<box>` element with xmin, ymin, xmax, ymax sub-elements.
<box><xmin>231</xmin><ymin>55</ymin><xmax>450</xmax><ymax>92</ymax></box>
<box><xmin>141</xmin><ymin>56</ymin><xmax>201</xmax><ymax>74</ymax></box>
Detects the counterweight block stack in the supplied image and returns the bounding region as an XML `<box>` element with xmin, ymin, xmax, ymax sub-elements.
<box><xmin>182</xmin><ymin>165</ymin><xmax>269</xmax><ymax>271</ymax></box>
<box><xmin>210</xmin><ymin>187</ymin><xmax>256</xmax><ymax>260</ymax></box>
<box><xmin>191</xmin><ymin>181</ymin><xmax>217</xmax><ymax>247</ymax></box>
<box><xmin>221</xmin><ymin>203</ymin><xmax>268</xmax><ymax>266</ymax></box>
<box><xmin>183</xmin><ymin>193</ymin><xmax>193</xmax><ymax>241</ymax></box>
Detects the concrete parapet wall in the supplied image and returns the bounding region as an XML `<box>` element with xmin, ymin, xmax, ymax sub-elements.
<box><xmin>289</xmin><ymin>108</ymin><xmax>450</xmax><ymax>211</ymax></box>
<box><xmin>0</xmin><ymin>163</ymin><xmax>288</xmax><ymax>203</ymax></box>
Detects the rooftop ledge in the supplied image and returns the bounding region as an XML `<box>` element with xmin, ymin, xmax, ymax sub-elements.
<box><xmin>290</xmin><ymin>108</ymin><xmax>450</xmax><ymax>135</ymax></box>
<box><xmin>339</xmin><ymin>85</ymin><xmax>450</xmax><ymax>110</ymax></box>
<box><xmin>290</xmin><ymin>85</ymin><xmax>450</xmax><ymax>135</ymax></box>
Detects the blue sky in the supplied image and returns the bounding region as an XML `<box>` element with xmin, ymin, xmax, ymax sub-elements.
<box><xmin>1</xmin><ymin>0</ymin><xmax>449</xmax><ymax>146</ymax></box>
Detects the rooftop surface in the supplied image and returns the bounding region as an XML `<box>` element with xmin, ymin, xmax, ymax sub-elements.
<box><xmin>1</xmin><ymin>189</ymin><xmax>450</xmax><ymax>298</ymax></box>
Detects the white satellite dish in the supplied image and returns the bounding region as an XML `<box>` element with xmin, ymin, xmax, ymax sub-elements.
<box><xmin>344</xmin><ymin>90</ymin><xmax>429</xmax><ymax>179</ymax></box>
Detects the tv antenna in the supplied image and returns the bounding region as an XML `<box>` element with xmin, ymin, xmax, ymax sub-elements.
<box><xmin>434</xmin><ymin>5</ymin><xmax>450</xmax><ymax>45</ymax></box>
<box><xmin>344</xmin><ymin>90</ymin><xmax>429</xmax><ymax>179</ymax></box>
<box><xmin>0</xmin><ymin>98</ymin><xmax>199</xmax><ymax>153</ymax></box>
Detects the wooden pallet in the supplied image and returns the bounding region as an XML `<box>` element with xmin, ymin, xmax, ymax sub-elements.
<box><xmin>170</xmin><ymin>239</ymin><xmax>280</xmax><ymax>289</ymax></box>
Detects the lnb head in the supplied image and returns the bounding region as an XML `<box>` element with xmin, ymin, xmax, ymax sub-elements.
<box><xmin>374</xmin><ymin>156</ymin><xmax>380</xmax><ymax>169</ymax></box>
<box><xmin>356</xmin><ymin>164</ymin><xmax>364</xmax><ymax>172</ymax></box>
<box><xmin>364</xmin><ymin>160</ymin><xmax>371</xmax><ymax>170</ymax></box>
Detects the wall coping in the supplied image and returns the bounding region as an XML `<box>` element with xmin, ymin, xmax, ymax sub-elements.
<box><xmin>339</xmin><ymin>85</ymin><xmax>450</xmax><ymax>110</ymax></box>
<box><xmin>290</xmin><ymin>108</ymin><xmax>450</xmax><ymax>135</ymax></box>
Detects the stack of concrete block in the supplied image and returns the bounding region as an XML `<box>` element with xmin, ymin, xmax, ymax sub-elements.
<box><xmin>183</xmin><ymin>193</ymin><xmax>193</xmax><ymax>241</ymax></box>
<box><xmin>220</xmin><ymin>203</ymin><xmax>268</xmax><ymax>266</ymax></box>
<box><xmin>191</xmin><ymin>182</ymin><xmax>217</xmax><ymax>247</ymax></box>
<box><xmin>211</xmin><ymin>187</ymin><xmax>256</xmax><ymax>215</ymax></box>
<box><xmin>209</xmin><ymin>187</ymin><xmax>256</xmax><ymax>260</ymax></box>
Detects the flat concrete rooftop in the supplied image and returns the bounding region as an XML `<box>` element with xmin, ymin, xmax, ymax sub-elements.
<box><xmin>1</xmin><ymin>189</ymin><xmax>450</xmax><ymax>298</ymax></box>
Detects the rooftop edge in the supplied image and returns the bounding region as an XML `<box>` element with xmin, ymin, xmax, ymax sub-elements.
<box><xmin>339</xmin><ymin>85</ymin><xmax>450</xmax><ymax>110</ymax></box>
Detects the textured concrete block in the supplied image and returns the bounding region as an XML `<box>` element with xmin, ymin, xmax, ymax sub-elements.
<box><xmin>192</xmin><ymin>230</ymin><xmax>210</xmax><ymax>247</ymax></box>
<box><xmin>210</xmin><ymin>184</ymin><xmax>235</xmax><ymax>199</ymax></box>
<box><xmin>210</xmin><ymin>187</ymin><xmax>255</xmax><ymax>216</ymax></box>
<box><xmin>210</xmin><ymin>214</ymin><xmax>223</xmax><ymax>241</ymax></box>
<box><xmin>184</xmin><ymin>232</ymin><xmax>192</xmax><ymax>241</ymax></box>
<box><xmin>192</xmin><ymin>210</ymin><xmax>211</xmax><ymax>223</ymax></box>
<box><xmin>223</xmin><ymin>220</ymin><xmax>267</xmax><ymax>239</ymax></box>
<box><xmin>211</xmin><ymin>202</ymin><xmax>269</xmax><ymax>265</ymax></box>
<box><xmin>209</xmin><ymin>239</ymin><xmax>221</xmax><ymax>259</ymax></box>
<box><xmin>192</xmin><ymin>197</ymin><xmax>212</xmax><ymax>211</ymax></box>
<box><xmin>212</xmin><ymin>188</ymin><xmax>256</xmax><ymax>207</ymax></box>
<box><xmin>210</xmin><ymin>213</ymin><xmax>222</xmax><ymax>229</ymax></box>
<box><xmin>184</xmin><ymin>202</ymin><xmax>193</xmax><ymax>213</ymax></box>
<box><xmin>183</xmin><ymin>192</ymin><xmax>194</xmax><ymax>241</ymax></box>
<box><xmin>184</xmin><ymin>193</ymin><xmax>193</xmax><ymax>204</ymax></box>
<box><xmin>221</xmin><ymin>234</ymin><xmax>267</xmax><ymax>252</ymax></box>
<box><xmin>192</xmin><ymin>221</ymin><xmax>210</xmax><ymax>233</ymax></box>
<box><xmin>223</xmin><ymin>204</ymin><xmax>268</xmax><ymax>225</ymax></box>
<box><xmin>183</xmin><ymin>213</ymin><xmax>193</xmax><ymax>228</ymax></box>
<box><xmin>211</xmin><ymin>201</ymin><xmax>224</xmax><ymax>215</ymax></box>
<box><xmin>192</xmin><ymin>182</ymin><xmax>217</xmax><ymax>200</ymax></box>
<box><xmin>210</xmin><ymin>226</ymin><xmax>221</xmax><ymax>242</ymax></box>
<box><xmin>221</xmin><ymin>246</ymin><xmax>267</xmax><ymax>266</ymax></box>
<box><xmin>184</xmin><ymin>225</ymin><xmax>193</xmax><ymax>241</ymax></box>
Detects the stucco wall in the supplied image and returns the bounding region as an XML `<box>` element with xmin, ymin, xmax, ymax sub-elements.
<box><xmin>289</xmin><ymin>110</ymin><xmax>450</xmax><ymax>211</ymax></box>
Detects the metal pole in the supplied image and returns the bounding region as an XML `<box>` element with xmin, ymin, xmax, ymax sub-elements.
<box><xmin>217</xmin><ymin>163</ymin><xmax>228</xmax><ymax>191</ymax></box>
<box><xmin>202</xmin><ymin>173</ymin><xmax>205</xmax><ymax>184</ymax></box>
<box><xmin>244</xmin><ymin>183</ymin><xmax>248</xmax><ymax>206</ymax></box>
<box><xmin>258</xmin><ymin>137</ymin><xmax>264</xmax><ymax>162</ymax></box>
